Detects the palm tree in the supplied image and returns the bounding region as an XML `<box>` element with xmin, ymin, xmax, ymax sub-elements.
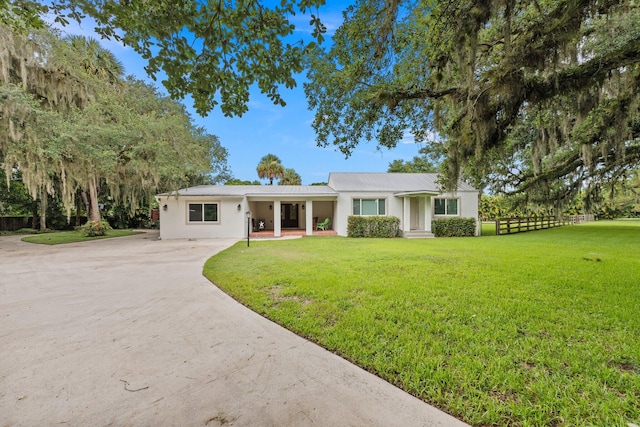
<box><xmin>67</xmin><ymin>35</ymin><xmax>125</xmax><ymax>87</ymax></box>
<box><xmin>279</xmin><ymin>168</ymin><xmax>301</xmax><ymax>185</ymax></box>
<box><xmin>256</xmin><ymin>153</ymin><xmax>285</xmax><ymax>185</ymax></box>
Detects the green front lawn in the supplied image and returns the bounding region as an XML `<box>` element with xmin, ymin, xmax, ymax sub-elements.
<box><xmin>21</xmin><ymin>229</ymin><xmax>141</xmax><ymax>245</ymax></box>
<box><xmin>204</xmin><ymin>221</ymin><xmax>640</xmax><ymax>426</ymax></box>
<box><xmin>481</xmin><ymin>220</ymin><xmax>497</xmax><ymax>235</ymax></box>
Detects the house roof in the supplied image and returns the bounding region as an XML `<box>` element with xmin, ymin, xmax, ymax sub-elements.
<box><xmin>158</xmin><ymin>173</ymin><xmax>477</xmax><ymax>198</ymax></box>
<box><xmin>159</xmin><ymin>185</ymin><xmax>337</xmax><ymax>197</ymax></box>
<box><xmin>327</xmin><ymin>173</ymin><xmax>477</xmax><ymax>193</ymax></box>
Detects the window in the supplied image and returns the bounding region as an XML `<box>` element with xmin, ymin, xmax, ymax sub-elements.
<box><xmin>188</xmin><ymin>203</ymin><xmax>218</xmax><ymax>223</ymax></box>
<box><xmin>434</xmin><ymin>198</ymin><xmax>458</xmax><ymax>216</ymax></box>
<box><xmin>353</xmin><ymin>198</ymin><xmax>386</xmax><ymax>216</ymax></box>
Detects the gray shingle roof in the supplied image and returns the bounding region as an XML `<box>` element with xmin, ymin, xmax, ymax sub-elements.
<box><xmin>158</xmin><ymin>173</ymin><xmax>477</xmax><ymax>197</ymax></box>
<box><xmin>159</xmin><ymin>185</ymin><xmax>336</xmax><ymax>197</ymax></box>
<box><xmin>327</xmin><ymin>173</ymin><xmax>476</xmax><ymax>193</ymax></box>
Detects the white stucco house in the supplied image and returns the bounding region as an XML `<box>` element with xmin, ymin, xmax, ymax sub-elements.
<box><xmin>155</xmin><ymin>172</ymin><xmax>479</xmax><ymax>240</ymax></box>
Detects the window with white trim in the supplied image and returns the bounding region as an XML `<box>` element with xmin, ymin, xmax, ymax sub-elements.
<box><xmin>353</xmin><ymin>198</ymin><xmax>386</xmax><ymax>216</ymax></box>
<box><xmin>434</xmin><ymin>198</ymin><xmax>458</xmax><ymax>216</ymax></box>
<box><xmin>188</xmin><ymin>203</ymin><xmax>219</xmax><ymax>223</ymax></box>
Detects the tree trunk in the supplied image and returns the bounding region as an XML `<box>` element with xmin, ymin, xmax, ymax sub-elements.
<box><xmin>88</xmin><ymin>175</ymin><xmax>101</xmax><ymax>223</ymax></box>
<box><xmin>75</xmin><ymin>190</ymin><xmax>82</xmax><ymax>226</ymax></box>
<box><xmin>80</xmin><ymin>189</ymin><xmax>90</xmax><ymax>223</ymax></box>
<box><xmin>39</xmin><ymin>188</ymin><xmax>47</xmax><ymax>231</ymax></box>
<box><xmin>31</xmin><ymin>199</ymin><xmax>38</xmax><ymax>229</ymax></box>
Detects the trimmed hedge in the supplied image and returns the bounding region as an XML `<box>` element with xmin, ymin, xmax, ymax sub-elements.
<box><xmin>347</xmin><ymin>216</ymin><xmax>400</xmax><ymax>238</ymax></box>
<box><xmin>432</xmin><ymin>217</ymin><xmax>477</xmax><ymax>237</ymax></box>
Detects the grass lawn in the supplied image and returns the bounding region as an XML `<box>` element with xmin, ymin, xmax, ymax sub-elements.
<box><xmin>20</xmin><ymin>229</ymin><xmax>142</xmax><ymax>245</ymax></box>
<box><xmin>481</xmin><ymin>221</ymin><xmax>497</xmax><ymax>236</ymax></box>
<box><xmin>204</xmin><ymin>220</ymin><xmax>640</xmax><ymax>427</ymax></box>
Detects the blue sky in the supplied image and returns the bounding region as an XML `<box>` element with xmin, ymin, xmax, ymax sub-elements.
<box><xmin>52</xmin><ymin>2</ymin><xmax>423</xmax><ymax>185</ymax></box>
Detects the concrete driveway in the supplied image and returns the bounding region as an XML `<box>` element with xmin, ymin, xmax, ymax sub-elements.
<box><xmin>0</xmin><ymin>231</ymin><xmax>468</xmax><ymax>426</ymax></box>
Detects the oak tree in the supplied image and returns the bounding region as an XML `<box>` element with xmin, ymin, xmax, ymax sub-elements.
<box><xmin>306</xmin><ymin>0</ymin><xmax>640</xmax><ymax>210</ymax></box>
<box><xmin>1</xmin><ymin>25</ymin><xmax>226</xmax><ymax>227</ymax></box>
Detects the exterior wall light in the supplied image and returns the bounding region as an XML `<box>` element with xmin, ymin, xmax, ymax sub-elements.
<box><xmin>163</xmin><ymin>204</ymin><xmax>168</xmax><ymax>211</ymax></box>
<box><xmin>237</xmin><ymin>204</ymin><xmax>241</xmax><ymax>211</ymax></box>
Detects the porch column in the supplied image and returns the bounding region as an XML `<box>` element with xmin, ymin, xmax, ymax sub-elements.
<box><xmin>425</xmin><ymin>196</ymin><xmax>433</xmax><ymax>232</ymax></box>
<box><xmin>273</xmin><ymin>200</ymin><xmax>281</xmax><ymax>237</ymax></box>
<box><xmin>402</xmin><ymin>197</ymin><xmax>411</xmax><ymax>234</ymax></box>
<box><xmin>305</xmin><ymin>200</ymin><xmax>314</xmax><ymax>236</ymax></box>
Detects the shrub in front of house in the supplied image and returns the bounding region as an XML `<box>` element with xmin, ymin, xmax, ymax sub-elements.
<box><xmin>347</xmin><ymin>216</ymin><xmax>400</xmax><ymax>238</ymax></box>
<box><xmin>432</xmin><ymin>217</ymin><xmax>477</xmax><ymax>237</ymax></box>
<box><xmin>81</xmin><ymin>219</ymin><xmax>112</xmax><ymax>237</ymax></box>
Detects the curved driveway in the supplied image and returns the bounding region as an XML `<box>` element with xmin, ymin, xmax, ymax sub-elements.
<box><xmin>0</xmin><ymin>231</ymin><xmax>467</xmax><ymax>426</ymax></box>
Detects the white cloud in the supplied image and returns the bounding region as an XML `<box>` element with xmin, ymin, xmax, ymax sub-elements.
<box><xmin>400</xmin><ymin>132</ymin><xmax>415</xmax><ymax>144</ymax></box>
<box><xmin>402</xmin><ymin>130</ymin><xmax>441</xmax><ymax>144</ymax></box>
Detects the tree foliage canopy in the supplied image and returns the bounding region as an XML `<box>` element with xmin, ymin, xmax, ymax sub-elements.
<box><xmin>0</xmin><ymin>0</ymin><xmax>49</xmax><ymax>31</ymax></box>
<box><xmin>41</xmin><ymin>0</ymin><xmax>327</xmax><ymax>117</ymax></box>
<box><xmin>1</xmin><ymin>24</ymin><xmax>227</xmax><ymax>224</ymax></box>
<box><xmin>388</xmin><ymin>146</ymin><xmax>438</xmax><ymax>173</ymax></box>
<box><xmin>306</xmin><ymin>0</ymin><xmax>640</xmax><ymax>210</ymax></box>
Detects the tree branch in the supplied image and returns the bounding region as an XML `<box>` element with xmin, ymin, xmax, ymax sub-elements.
<box><xmin>525</xmin><ymin>37</ymin><xmax>640</xmax><ymax>103</ymax></box>
<box><xmin>373</xmin><ymin>86</ymin><xmax>459</xmax><ymax>104</ymax></box>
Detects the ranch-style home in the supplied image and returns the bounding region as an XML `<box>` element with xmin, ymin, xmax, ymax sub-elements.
<box><xmin>155</xmin><ymin>172</ymin><xmax>479</xmax><ymax>240</ymax></box>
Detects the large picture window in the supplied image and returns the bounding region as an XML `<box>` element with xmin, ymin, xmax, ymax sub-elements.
<box><xmin>434</xmin><ymin>198</ymin><xmax>458</xmax><ymax>216</ymax></box>
<box><xmin>188</xmin><ymin>203</ymin><xmax>218</xmax><ymax>223</ymax></box>
<box><xmin>353</xmin><ymin>198</ymin><xmax>386</xmax><ymax>216</ymax></box>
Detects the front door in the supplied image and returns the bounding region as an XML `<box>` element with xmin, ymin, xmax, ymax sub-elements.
<box><xmin>410</xmin><ymin>197</ymin><xmax>419</xmax><ymax>230</ymax></box>
<box><xmin>281</xmin><ymin>203</ymin><xmax>299</xmax><ymax>228</ymax></box>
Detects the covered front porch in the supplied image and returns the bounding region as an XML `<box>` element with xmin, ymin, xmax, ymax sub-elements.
<box><xmin>397</xmin><ymin>192</ymin><xmax>438</xmax><ymax>238</ymax></box>
<box><xmin>246</xmin><ymin>197</ymin><xmax>336</xmax><ymax>238</ymax></box>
